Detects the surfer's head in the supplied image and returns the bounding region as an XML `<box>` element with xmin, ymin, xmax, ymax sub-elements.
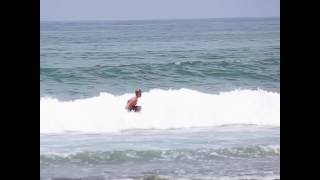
<box><xmin>135</xmin><ymin>89</ymin><xmax>142</xmax><ymax>97</ymax></box>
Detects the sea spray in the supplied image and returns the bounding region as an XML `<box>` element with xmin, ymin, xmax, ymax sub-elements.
<box><xmin>41</xmin><ymin>89</ymin><xmax>280</xmax><ymax>133</ymax></box>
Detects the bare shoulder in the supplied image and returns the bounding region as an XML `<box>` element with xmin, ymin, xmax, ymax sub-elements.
<box><xmin>128</xmin><ymin>96</ymin><xmax>137</xmax><ymax>102</ymax></box>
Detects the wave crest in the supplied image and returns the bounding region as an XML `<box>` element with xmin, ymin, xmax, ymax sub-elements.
<box><xmin>40</xmin><ymin>145</ymin><xmax>280</xmax><ymax>165</ymax></box>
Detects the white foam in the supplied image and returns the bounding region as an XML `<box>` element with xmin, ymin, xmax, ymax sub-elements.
<box><xmin>40</xmin><ymin>89</ymin><xmax>280</xmax><ymax>133</ymax></box>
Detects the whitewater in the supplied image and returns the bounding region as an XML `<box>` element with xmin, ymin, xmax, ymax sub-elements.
<box><xmin>40</xmin><ymin>88</ymin><xmax>280</xmax><ymax>133</ymax></box>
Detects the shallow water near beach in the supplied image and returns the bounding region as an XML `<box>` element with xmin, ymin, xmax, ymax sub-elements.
<box><xmin>41</xmin><ymin>125</ymin><xmax>279</xmax><ymax>180</ymax></box>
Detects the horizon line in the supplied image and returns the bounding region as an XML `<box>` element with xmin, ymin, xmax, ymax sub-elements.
<box><xmin>40</xmin><ymin>16</ymin><xmax>280</xmax><ymax>22</ymax></box>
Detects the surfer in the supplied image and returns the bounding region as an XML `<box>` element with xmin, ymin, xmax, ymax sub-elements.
<box><xmin>126</xmin><ymin>89</ymin><xmax>142</xmax><ymax>112</ymax></box>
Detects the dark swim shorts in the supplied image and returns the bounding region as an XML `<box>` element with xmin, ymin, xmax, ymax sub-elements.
<box><xmin>128</xmin><ymin>106</ymin><xmax>141</xmax><ymax>112</ymax></box>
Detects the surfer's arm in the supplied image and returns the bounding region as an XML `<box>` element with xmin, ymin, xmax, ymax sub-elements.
<box><xmin>126</xmin><ymin>97</ymin><xmax>137</xmax><ymax>109</ymax></box>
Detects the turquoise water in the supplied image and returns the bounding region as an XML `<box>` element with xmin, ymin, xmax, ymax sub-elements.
<box><xmin>40</xmin><ymin>18</ymin><xmax>280</xmax><ymax>180</ymax></box>
<box><xmin>41</xmin><ymin>18</ymin><xmax>279</xmax><ymax>100</ymax></box>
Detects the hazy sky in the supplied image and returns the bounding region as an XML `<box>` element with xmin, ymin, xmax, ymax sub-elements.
<box><xmin>41</xmin><ymin>0</ymin><xmax>279</xmax><ymax>21</ymax></box>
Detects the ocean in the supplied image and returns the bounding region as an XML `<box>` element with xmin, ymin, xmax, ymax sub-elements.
<box><xmin>40</xmin><ymin>18</ymin><xmax>280</xmax><ymax>180</ymax></box>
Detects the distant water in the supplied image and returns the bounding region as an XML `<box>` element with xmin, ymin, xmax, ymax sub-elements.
<box><xmin>41</xmin><ymin>17</ymin><xmax>279</xmax><ymax>99</ymax></box>
<box><xmin>40</xmin><ymin>18</ymin><xmax>280</xmax><ymax>180</ymax></box>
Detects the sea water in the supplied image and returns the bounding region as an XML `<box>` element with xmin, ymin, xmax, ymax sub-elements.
<box><xmin>40</xmin><ymin>18</ymin><xmax>280</xmax><ymax>180</ymax></box>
